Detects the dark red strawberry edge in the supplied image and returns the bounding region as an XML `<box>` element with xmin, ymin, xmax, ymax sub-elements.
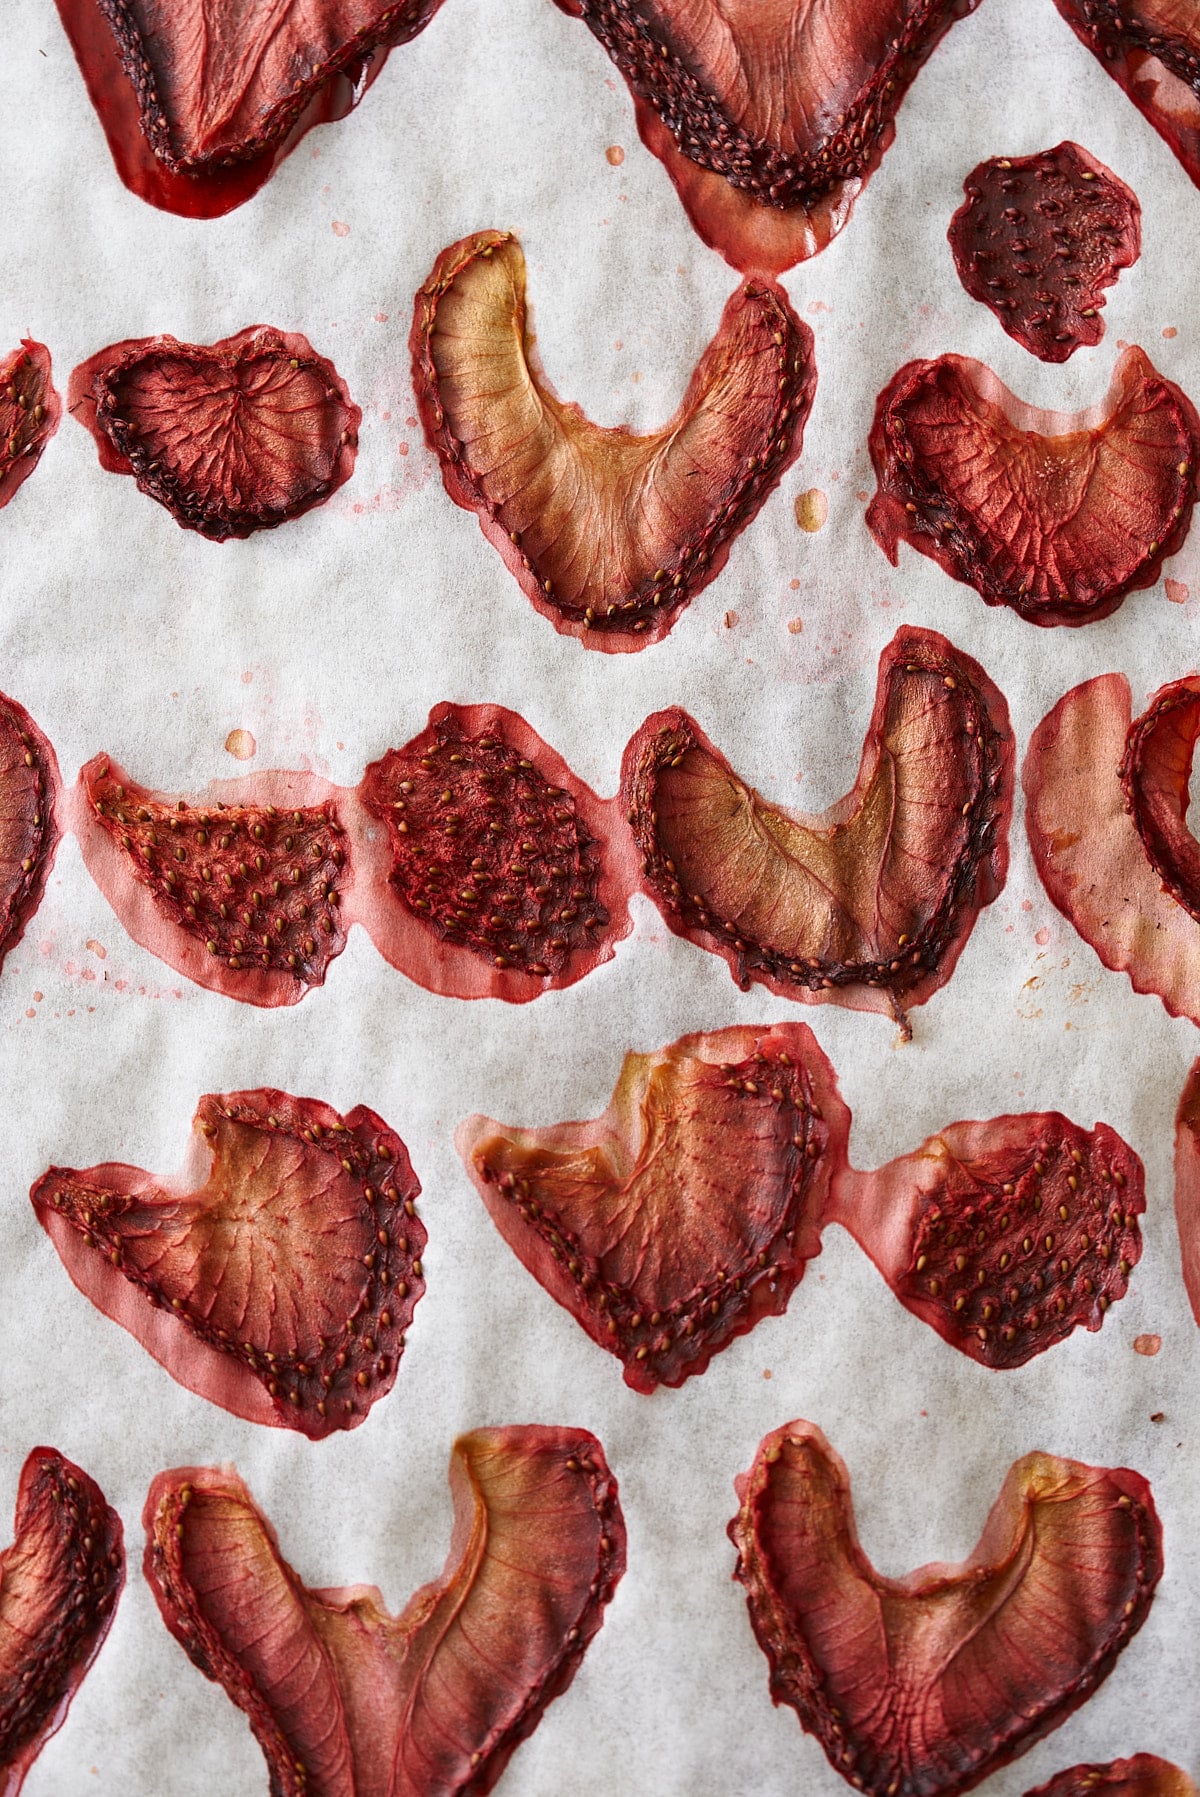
<box><xmin>0</xmin><ymin>690</ymin><xmax>62</xmax><ymax>977</ymax></box>
<box><xmin>1050</xmin><ymin>0</ymin><xmax>1200</xmax><ymax>191</ymax></box>
<box><xmin>0</xmin><ymin>341</ymin><xmax>62</xmax><ymax>508</ymax></box>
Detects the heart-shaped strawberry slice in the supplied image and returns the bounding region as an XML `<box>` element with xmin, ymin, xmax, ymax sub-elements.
<box><xmin>868</xmin><ymin>347</ymin><xmax>1200</xmax><ymax>626</ymax></box>
<box><xmin>70</xmin><ymin>327</ymin><xmax>359</xmax><ymax>538</ymax></box>
<box><xmin>1026</xmin><ymin>1759</ymin><xmax>1198</xmax><ymax>1797</ymax></box>
<box><xmin>32</xmin><ymin>1088</ymin><xmax>425</xmax><ymax>1441</ymax></box>
<box><xmin>459</xmin><ymin>1023</ymin><xmax>852</xmax><ymax>1392</ymax></box>
<box><xmin>730</xmin><ymin>1421</ymin><xmax>1163</xmax><ymax>1797</ymax></box>
<box><xmin>0</xmin><ymin>341</ymin><xmax>61</xmax><ymax>510</ymax></box>
<box><xmin>412</xmin><ymin>231</ymin><xmax>816</xmax><ymax>648</ymax></box>
<box><xmin>0</xmin><ymin>691</ymin><xmax>60</xmax><ymax>983</ymax></box>
<box><xmin>1051</xmin><ymin>0</ymin><xmax>1200</xmax><ymax>194</ymax></box>
<box><xmin>555</xmin><ymin>0</ymin><xmax>982</xmax><ymax>271</ymax></box>
<box><xmin>145</xmin><ymin>1428</ymin><xmax>625</xmax><ymax>1795</ymax></box>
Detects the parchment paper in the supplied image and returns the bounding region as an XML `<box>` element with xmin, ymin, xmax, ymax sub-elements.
<box><xmin>1</xmin><ymin>0</ymin><xmax>1198</xmax><ymax>1788</ymax></box>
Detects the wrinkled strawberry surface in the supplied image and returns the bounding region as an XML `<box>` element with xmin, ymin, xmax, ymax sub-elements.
<box><xmin>145</xmin><ymin>1427</ymin><xmax>625</xmax><ymax>1795</ymax></box>
<box><xmin>730</xmin><ymin>1421</ymin><xmax>1163</xmax><ymax>1797</ymax></box>
<box><xmin>0</xmin><ymin>1449</ymin><xmax>123</xmax><ymax>1797</ymax></box>
<box><xmin>0</xmin><ymin>693</ymin><xmax>60</xmax><ymax>981</ymax></box>
<box><xmin>1052</xmin><ymin>0</ymin><xmax>1200</xmax><ymax>191</ymax></box>
<box><xmin>1120</xmin><ymin>675</ymin><xmax>1200</xmax><ymax>920</ymax></box>
<box><xmin>411</xmin><ymin>231</ymin><xmax>816</xmax><ymax>649</ymax></box>
<box><xmin>948</xmin><ymin>142</ymin><xmax>1141</xmax><ymax>361</ymax></box>
<box><xmin>71</xmin><ymin>326</ymin><xmax>359</xmax><ymax>538</ymax></box>
<box><xmin>1173</xmin><ymin>1060</ymin><xmax>1200</xmax><ymax>1328</ymax></box>
<box><xmin>556</xmin><ymin>0</ymin><xmax>981</xmax><ymax>271</ymax></box>
<box><xmin>867</xmin><ymin>347</ymin><xmax>1199</xmax><ymax>626</ymax></box>
<box><xmin>622</xmin><ymin>626</ymin><xmax>1012</xmax><ymax>1028</ymax></box>
<box><xmin>0</xmin><ymin>342</ymin><xmax>61</xmax><ymax>510</ymax></box>
<box><xmin>1025</xmin><ymin>1758</ymin><xmax>1198</xmax><ymax>1797</ymax></box>
<box><xmin>32</xmin><ymin>1089</ymin><xmax>425</xmax><ymax>1440</ymax></box>
<box><xmin>459</xmin><ymin>1024</ymin><xmax>852</xmax><ymax>1391</ymax></box>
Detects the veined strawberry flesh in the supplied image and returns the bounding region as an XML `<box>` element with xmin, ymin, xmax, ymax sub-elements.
<box><xmin>0</xmin><ymin>692</ymin><xmax>60</xmax><ymax>980</ymax></box>
<box><xmin>0</xmin><ymin>342</ymin><xmax>61</xmax><ymax>509</ymax></box>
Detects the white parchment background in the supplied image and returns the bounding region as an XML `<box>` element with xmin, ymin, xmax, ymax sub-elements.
<box><xmin>1</xmin><ymin>0</ymin><xmax>1199</xmax><ymax>1789</ymax></box>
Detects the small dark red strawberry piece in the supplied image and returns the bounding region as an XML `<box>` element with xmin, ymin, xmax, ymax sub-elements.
<box><xmin>1025</xmin><ymin>1758</ymin><xmax>1198</xmax><ymax>1797</ymax></box>
<box><xmin>867</xmin><ymin>347</ymin><xmax>1200</xmax><ymax>626</ymax></box>
<box><xmin>32</xmin><ymin>1088</ymin><xmax>425</xmax><ymax>1441</ymax></box>
<box><xmin>74</xmin><ymin>756</ymin><xmax>351</xmax><ymax>1007</ymax></box>
<box><xmin>411</xmin><ymin>231</ymin><xmax>816</xmax><ymax>649</ymax></box>
<box><xmin>0</xmin><ymin>692</ymin><xmax>60</xmax><ymax>981</ymax></box>
<box><xmin>0</xmin><ymin>1449</ymin><xmax>124</xmax><ymax>1795</ymax></box>
<box><xmin>70</xmin><ymin>327</ymin><xmax>359</xmax><ymax>538</ymax></box>
<box><xmin>1051</xmin><ymin>0</ymin><xmax>1200</xmax><ymax>195</ymax></box>
<box><xmin>459</xmin><ymin>1023</ymin><xmax>852</xmax><ymax>1392</ymax></box>
<box><xmin>0</xmin><ymin>341</ymin><xmax>61</xmax><ymax>509</ymax></box>
<box><xmin>621</xmin><ymin>625</ymin><xmax>1012</xmax><ymax>1032</ymax></box>
<box><xmin>948</xmin><ymin>143</ymin><xmax>1141</xmax><ymax>362</ymax></box>
<box><xmin>730</xmin><ymin>1421</ymin><xmax>1163</xmax><ymax>1797</ymax></box>
<box><xmin>54</xmin><ymin>0</ymin><xmax>448</xmax><ymax>216</ymax></box>
<box><xmin>832</xmin><ymin>1114</ymin><xmax>1144</xmax><ymax>1368</ymax></box>
<box><xmin>144</xmin><ymin>1427</ymin><xmax>625</xmax><ymax>1795</ymax></box>
<box><xmin>556</xmin><ymin>0</ymin><xmax>982</xmax><ymax>272</ymax></box>
<box><xmin>356</xmin><ymin>702</ymin><xmax>631</xmax><ymax>1001</ymax></box>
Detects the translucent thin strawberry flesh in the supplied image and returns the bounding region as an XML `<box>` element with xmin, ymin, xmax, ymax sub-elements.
<box><xmin>144</xmin><ymin>1427</ymin><xmax>625</xmax><ymax>1796</ymax></box>
<box><xmin>1025</xmin><ymin>1758</ymin><xmax>1199</xmax><ymax>1797</ymax></box>
<box><xmin>0</xmin><ymin>342</ymin><xmax>61</xmax><ymax>510</ymax></box>
<box><xmin>32</xmin><ymin>1089</ymin><xmax>425</xmax><ymax>1440</ymax></box>
<box><xmin>459</xmin><ymin>1023</ymin><xmax>852</xmax><ymax>1392</ymax></box>
<box><xmin>622</xmin><ymin>625</ymin><xmax>1012</xmax><ymax>1029</ymax></box>
<box><xmin>75</xmin><ymin>755</ymin><xmax>351</xmax><ymax>1006</ymax></box>
<box><xmin>0</xmin><ymin>692</ymin><xmax>60</xmax><ymax>980</ymax></box>
<box><xmin>70</xmin><ymin>326</ymin><xmax>360</xmax><ymax>539</ymax></box>
<box><xmin>0</xmin><ymin>1449</ymin><xmax>123</xmax><ymax>1797</ymax></box>
<box><xmin>1172</xmin><ymin>1059</ymin><xmax>1200</xmax><ymax>1328</ymax></box>
<box><xmin>1051</xmin><ymin>0</ymin><xmax>1200</xmax><ymax>191</ymax></box>
<box><xmin>729</xmin><ymin>1421</ymin><xmax>1163</xmax><ymax>1797</ymax></box>
<box><xmin>867</xmin><ymin>347</ymin><xmax>1200</xmax><ymax>626</ymax></box>
<box><xmin>556</xmin><ymin>0</ymin><xmax>982</xmax><ymax>271</ymax></box>
<box><xmin>832</xmin><ymin>1114</ymin><xmax>1144</xmax><ymax>1368</ymax></box>
<box><xmin>411</xmin><ymin>231</ymin><xmax>816</xmax><ymax>648</ymax></box>
<box><xmin>948</xmin><ymin>143</ymin><xmax>1141</xmax><ymax>362</ymax></box>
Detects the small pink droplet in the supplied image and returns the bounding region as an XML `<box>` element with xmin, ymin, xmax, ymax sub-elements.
<box><xmin>374</xmin><ymin>311</ymin><xmax>389</xmax><ymax>323</ymax></box>
<box><xmin>1021</xmin><ymin>899</ymin><xmax>1032</xmax><ymax>912</ymax></box>
<box><xmin>1133</xmin><ymin>1333</ymin><xmax>1162</xmax><ymax>1356</ymax></box>
<box><xmin>1166</xmin><ymin>578</ymin><xmax>1189</xmax><ymax>605</ymax></box>
<box><xmin>606</xmin><ymin>144</ymin><xmax>625</xmax><ymax>166</ymax></box>
<box><xmin>1163</xmin><ymin>326</ymin><xmax>1178</xmax><ymax>339</ymax></box>
<box><xmin>25</xmin><ymin>1008</ymin><xmax>35</xmax><ymax>1020</ymax></box>
<box><xmin>787</xmin><ymin>616</ymin><xmax>804</xmax><ymax>634</ymax></box>
<box><xmin>789</xmin><ymin>578</ymin><xmax>801</xmax><ymax>591</ymax></box>
<box><xmin>724</xmin><ymin>610</ymin><xmax>739</xmax><ymax>629</ymax></box>
<box><xmin>241</xmin><ymin>670</ymin><xmax>254</xmax><ymax>685</ymax></box>
<box><xmin>85</xmin><ymin>941</ymin><xmax>106</xmax><ymax>960</ymax></box>
<box><xmin>332</xmin><ymin>220</ymin><xmax>351</xmax><ymax>238</ymax></box>
<box><xmin>225</xmin><ymin>729</ymin><xmax>256</xmax><ymax>762</ymax></box>
<box><xmin>398</xmin><ymin>442</ymin><xmax>409</xmax><ymax>456</ymax></box>
<box><xmin>1035</xmin><ymin>926</ymin><xmax>1050</xmax><ymax>945</ymax></box>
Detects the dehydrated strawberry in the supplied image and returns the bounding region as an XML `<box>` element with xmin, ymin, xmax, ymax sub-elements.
<box><xmin>0</xmin><ymin>692</ymin><xmax>60</xmax><ymax>981</ymax></box>
<box><xmin>459</xmin><ymin>1023</ymin><xmax>852</xmax><ymax>1392</ymax></box>
<box><xmin>622</xmin><ymin>625</ymin><xmax>1012</xmax><ymax>1033</ymax></box>
<box><xmin>1025</xmin><ymin>674</ymin><xmax>1200</xmax><ymax>1024</ymax></box>
<box><xmin>73</xmin><ymin>756</ymin><xmax>352</xmax><ymax>1007</ymax></box>
<box><xmin>730</xmin><ymin>1421</ymin><xmax>1163</xmax><ymax>1797</ymax></box>
<box><xmin>1173</xmin><ymin>1059</ymin><xmax>1200</xmax><ymax>1327</ymax></box>
<box><xmin>0</xmin><ymin>342</ymin><xmax>61</xmax><ymax>510</ymax></box>
<box><xmin>1051</xmin><ymin>0</ymin><xmax>1200</xmax><ymax>195</ymax></box>
<box><xmin>867</xmin><ymin>347</ymin><xmax>1200</xmax><ymax>626</ymax></box>
<box><xmin>1025</xmin><ymin>1758</ymin><xmax>1198</xmax><ymax>1797</ymax></box>
<box><xmin>948</xmin><ymin>143</ymin><xmax>1141</xmax><ymax>362</ymax></box>
<box><xmin>831</xmin><ymin>1113</ymin><xmax>1144</xmax><ymax>1368</ymax></box>
<box><xmin>356</xmin><ymin>702</ymin><xmax>631</xmax><ymax>1000</ymax></box>
<box><xmin>70</xmin><ymin>327</ymin><xmax>359</xmax><ymax>538</ymax></box>
<box><xmin>555</xmin><ymin>0</ymin><xmax>981</xmax><ymax>272</ymax></box>
<box><xmin>31</xmin><ymin>1089</ymin><xmax>424</xmax><ymax>1441</ymax></box>
<box><xmin>0</xmin><ymin>1449</ymin><xmax>123</xmax><ymax>1796</ymax></box>
<box><xmin>55</xmin><ymin>0</ymin><xmax>447</xmax><ymax>216</ymax></box>
<box><xmin>411</xmin><ymin>232</ymin><xmax>816</xmax><ymax>649</ymax></box>
<box><xmin>144</xmin><ymin>1427</ymin><xmax>625</xmax><ymax>1794</ymax></box>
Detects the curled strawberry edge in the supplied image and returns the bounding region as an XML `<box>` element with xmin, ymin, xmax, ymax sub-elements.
<box><xmin>0</xmin><ymin>691</ymin><xmax>62</xmax><ymax>980</ymax></box>
<box><xmin>0</xmin><ymin>341</ymin><xmax>63</xmax><ymax>510</ymax></box>
<box><xmin>1024</xmin><ymin>1757</ymin><xmax>1199</xmax><ymax>1797</ymax></box>
<box><xmin>1050</xmin><ymin>0</ymin><xmax>1200</xmax><ymax>192</ymax></box>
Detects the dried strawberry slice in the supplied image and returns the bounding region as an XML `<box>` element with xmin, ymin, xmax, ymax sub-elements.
<box><xmin>948</xmin><ymin>143</ymin><xmax>1141</xmax><ymax>362</ymax></box>
<box><xmin>459</xmin><ymin>1023</ymin><xmax>852</xmax><ymax>1392</ymax></box>
<box><xmin>622</xmin><ymin>625</ymin><xmax>1012</xmax><ymax>1032</ymax></box>
<box><xmin>730</xmin><ymin>1421</ymin><xmax>1163</xmax><ymax>1797</ymax></box>
<box><xmin>0</xmin><ymin>341</ymin><xmax>61</xmax><ymax>509</ymax></box>
<box><xmin>556</xmin><ymin>0</ymin><xmax>981</xmax><ymax>272</ymax></box>
<box><xmin>356</xmin><ymin>702</ymin><xmax>631</xmax><ymax>1000</ymax></box>
<box><xmin>54</xmin><ymin>0</ymin><xmax>447</xmax><ymax>216</ymax></box>
<box><xmin>70</xmin><ymin>327</ymin><xmax>359</xmax><ymax>539</ymax></box>
<box><xmin>1172</xmin><ymin>1059</ymin><xmax>1200</xmax><ymax>1327</ymax></box>
<box><xmin>1051</xmin><ymin>0</ymin><xmax>1200</xmax><ymax>193</ymax></box>
<box><xmin>0</xmin><ymin>693</ymin><xmax>60</xmax><ymax>981</ymax></box>
<box><xmin>831</xmin><ymin>1113</ymin><xmax>1144</xmax><ymax>1368</ymax></box>
<box><xmin>145</xmin><ymin>1427</ymin><xmax>625</xmax><ymax>1794</ymax></box>
<box><xmin>74</xmin><ymin>757</ymin><xmax>351</xmax><ymax>1006</ymax></box>
<box><xmin>31</xmin><ymin>1089</ymin><xmax>424</xmax><ymax>1441</ymax></box>
<box><xmin>411</xmin><ymin>232</ymin><xmax>816</xmax><ymax>649</ymax></box>
<box><xmin>1025</xmin><ymin>674</ymin><xmax>1200</xmax><ymax>1024</ymax></box>
<box><xmin>1025</xmin><ymin>1759</ymin><xmax>1198</xmax><ymax>1797</ymax></box>
<box><xmin>0</xmin><ymin>1449</ymin><xmax>123</xmax><ymax>1795</ymax></box>
<box><xmin>867</xmin><ymin>347</ymin><xmax>1200</xmax><ymax>627</ymax></box>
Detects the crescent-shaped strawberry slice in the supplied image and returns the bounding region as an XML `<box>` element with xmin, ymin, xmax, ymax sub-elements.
<box><xmin>1025</xmin><ymin>1759</ymin><xmax>1198</xmax><ymax>1797</ymax></box>
<box><xmin>0</xmin><ymin>692</ymin><xmax>60</xmax><ymax>981</ymax></box>
<box><xmin>31</xmin><ymin>1089</ymin><xmax>425</xmax><ymax>1441</ymax></box>
<box><xmin>0</xmin><ymin>1449</ymin><xmax>124</xmax><ymax>1797</ymax></box>
<box><xmin>1051</xmin><ymin>0</ymin><xmax>1200</xmax><ymax>194</ymax></box>
<box><xmin>621</xmin><ymin>625</ymin><xmax>1012</xmax><ymax>1032</ymax></box>
<box><xmin>411</xmin><ymin>231</ymin><xmax>816</xmax><ymax>649</ymax></box>
<box><xmin>70</xmin><ymin>327</ymin><xmax>359</xmax><ymax>539</ymax></box>
<box><xmin>0</xmin><ymin>342</ymin><xmax>61</xmax><ymax>510</ymax></box>
<box><xmin>144</xmin><ymin>1427</ymin><xmax>625</xmax><ymax>1795</ymax></box>
<box><xmin>867</xmin><ymin>347</ymin><xmax>1199</xmax><ymax>626</ymax></box>
<box><xmin>1172</xmin><ymin>1058</ymin><xmax>1200</xmax><ymax>1328</ymax></box>
<box><xmin>458</xmin><ymin>1023</ymin><xmax>852</xmax><ymax>1392</ymax></box>
<box><xmin>554</xmin><ymin>0</ymin><xmax>981</xmax><ymax>272</ymax></box>
<box><xmin>730</xmin><ymin>1421</ymin><xmax>1163</xmax><ymax>1797</ymax></box>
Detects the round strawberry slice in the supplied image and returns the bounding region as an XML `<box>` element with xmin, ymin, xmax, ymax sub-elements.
<box><xmin>70</xmin><ymin>326</ymin><xmax>360</xmax><ymax>538</ymax></box>
<box><xmin>0</xmin><ymin>340</ymin><xmax>61</xmax><ymax>509</ymax></box>
<box><xmin>867</xmin><ymin>346</ymin><xmax>1200</xmax><ymax>626</ymax></box>
<box><xmin>1025</xmin><ymin>1759</ymin><xmax>1198</xmax><ymax>1797</ymax></box>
